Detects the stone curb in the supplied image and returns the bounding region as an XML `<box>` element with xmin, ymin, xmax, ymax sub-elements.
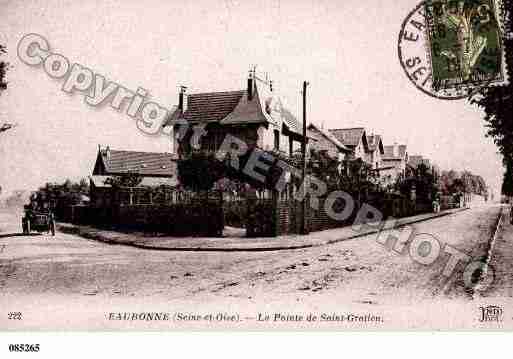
<box><xmin>57</xmin><ymin>208</ymin><xmax>469</xmax><ymax>252</ymax></box>
<box><xmin>472</xmin><ymin>206</ymin><xmax>505</xmax><ymax>297</ymax></box>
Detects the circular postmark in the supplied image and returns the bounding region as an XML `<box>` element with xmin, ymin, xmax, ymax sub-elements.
<box><xmin>398</xmin><ymin>0</ymin><xmax>505</xmax><ymax>100</ymax></box>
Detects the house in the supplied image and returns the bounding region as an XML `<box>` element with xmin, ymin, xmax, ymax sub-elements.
<box><xmin>409</xmin><ymin>156</ymin><xmax>440</xmax><ymax>179</ymax></box>
<box><xmin>307</xmin><ymin>123</ymin><xmax>351</xmax><ymax>161</ymax></box>
<box><xmin>408</xmin><ymin>155</ymin><xmax>429</xmax><ymax>169</ymax></box>
<box><xmin>431</xmin><ymin>163</ymin><xmax>440</xmax><ymax>181</ymax></box>
<box><xmin>163</xmin><ymin>71</ymin><xmax>307</xmax><ymax>159</ymax></box>
<box><xmin>381</xmin><ymin>143</ymin><xmax>409</xmax><ymax>183</ymax></box>
<box><xmin>90</xmin><ymin>146</ymin><xmax>178</xmax><ymax>207</ymax></box>
<box><xmin>365</xmin><ymin>134</ymin><xmax>385</xmax><ymax>170</ymax></box>
<box><xmin>328</xmin><ymin>127</ymin><xmax>369</xmax><ymax>162</ymax></box>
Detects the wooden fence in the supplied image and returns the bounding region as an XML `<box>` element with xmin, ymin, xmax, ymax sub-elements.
<box><xmin>71</xmin><ymin>189</ymin><xmax>224</xmax><ymax>236</ymax></box>
<box><xmin>69</xmin><ymin>187</ymin><xmax>436</xmax><ymax>238</ymax></box>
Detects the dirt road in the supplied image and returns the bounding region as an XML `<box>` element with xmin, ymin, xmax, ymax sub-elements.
<box><xmin>0</xmin><ymin>205</ymin><xmax>508</xmax><ymax>329</ymax></box>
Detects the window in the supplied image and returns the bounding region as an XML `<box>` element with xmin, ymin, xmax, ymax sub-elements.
<box><xmin>274</xmin><ymin>129</ymin><xmax>280</xmax><ymax>151</ymax></box>
<box><xmin>202</xmin><ymin>130</ymin><xmax>222</xmax><ymax>153</ymax></box>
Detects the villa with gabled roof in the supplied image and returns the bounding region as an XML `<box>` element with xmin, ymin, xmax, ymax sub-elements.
<box><xmin>381</xmin><ymin>143</ymin><xmax>409</xmax><ymax>183</ymax></box>
<box><xmin>92</xmin><ymin>146</ymin><xmax>177</xmax><ymax>178</ymax></box>
<box><xmin>328</xmin><ymin>127</ymin><xmax>369</xmax><ymax>162</ymax></box>
<box><xmin>307</xmin><ymin>123</ymin><xmax>351</xmax><ymax>161</ymax></box>
<box><xmin>90</xmin><ymin>146</ymin><xmax>178</xmax><ymax>207</ymax></box>
<box><xmin>163</xmin><ymin>71</ymin><xmax>307</xmax><ymax>159</ymax></box>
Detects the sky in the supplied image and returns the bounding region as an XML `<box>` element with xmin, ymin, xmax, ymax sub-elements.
<box><xmin>0</xmin><ymin>0</ymin><xmax>505</xmax><ymax>197</ymax></box>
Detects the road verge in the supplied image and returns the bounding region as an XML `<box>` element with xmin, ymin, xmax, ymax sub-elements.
<box><xmin>57</xmin><ymin>208</ymin><xmax>468</xmax><ymax>252</ymax></box>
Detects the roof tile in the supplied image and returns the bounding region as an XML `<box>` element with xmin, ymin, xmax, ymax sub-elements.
<box><xmin>308</xmin><ymin>123</ymin><xmax>350</xmax><ymax>152</ymax></box>
<box><xmin>101</xmin><ymin>149</ymin><xmax>177</xmax><ymax>177</ymax></box>
<box><xmin>161</xmin><ymin>78</ymin><xmax>303</xmax><ymax>135</ymax></box>
<box><xmin>181</xmin><ymin>91</ymin><xmax>244</xmax><ymax>123</ymax></box>
<box><xmin>328</xmin><ymin>128</ymin><xmax>366</xmax><ymax>147</ymax></box>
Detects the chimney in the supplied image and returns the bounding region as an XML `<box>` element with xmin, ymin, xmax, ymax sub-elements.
<box><xmin>393</xmin><ymin>142</ymin><xmax>398</xmax><ymax>157</ymax></box>
<box><xmin>178</xmin><ymin>86</ymin><xmax>187</xmax><ymax>112</ymax></box>
<box><xmin>247</xmin><ymin>69</ymin><xmax>254</xmax><ymax>101</ymax></box>
<box><xmin>105</xmin><ymin>146</ymin><xmax>111</xmax><ymax>160</ymax></box>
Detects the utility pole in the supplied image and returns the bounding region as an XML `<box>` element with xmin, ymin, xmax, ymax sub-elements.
<box><xmin>301</xmin><ymin>81</ymin><xmax>309</xmax><ymax>235</ymax></box>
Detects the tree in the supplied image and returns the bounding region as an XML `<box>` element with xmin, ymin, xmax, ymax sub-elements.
<box><xmin>440</xmin><ymin>168</ymin><xmax>488</xmax><ymax>196</ymax></box>
<box><xmin>177</xmin><ymin>147</ymin><xmax>297</xmax><ymax>193</ymax></box>
<box><xmin>502</xmin><ymin>163</ymin><xmax>513</xmax><ymax>198</ymax></box>
<box><xmin>0</xmin><ymin>44</ymin><xmax>7</xmax><ymax>93</ymax></box>
<box><xmin>335</xmin><ymin>157</ymin><xmax>379</xmax><ymax>204</ymax></box>
<box><xmin>104</xmin><ymin>172</ymin><xmax>143</xmax><ymax>188</ymax></box>
<box><xmin>29</xmin><ymin>179</ymin><xmax>91</xmax><ymax>217</ymax></box>
<box><xmin>177</xmin><ymin>151</ymin><xmax>226</xmax><ymax>191</ymax></box>
<box><xmin>440</xmin><ymin>170</ymin><xmax>460</xmax><ymax>194</ymax></box>
<box><xmin>0</xmin><ymin>43</ymin><xmax>14</xmax><ymax>135</ymax></box>
<box><xmin>396</xmin><ymin>163</ymin><xmax>438</xmax><ymax>202</ymax></box>
<box><xmin>0</xmin><ymin>43</ymin><xmax>11</xmax><ymax>196</ymax></box>
<box><xmin>470</xmin><ymin>0</ymin><xmax>513</xmax><ymax>193</ymax></box>
<box><xmin>306</xmin><ymin>149</ymin><xmax>344</xmax><ymax>191</ymax></box>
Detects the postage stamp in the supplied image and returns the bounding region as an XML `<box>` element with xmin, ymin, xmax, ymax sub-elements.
<box><xmin>398</xmin><ymin>0</ymin><xmax>509</xmax><ymax>99</ymax></box>
<box><xmin>426</xmin><ymin>0</ymin><xmax>507</xmax><ymax>90</ymax></box>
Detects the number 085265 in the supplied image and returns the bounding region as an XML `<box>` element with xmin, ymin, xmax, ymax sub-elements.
<box><xmin>8</xmin><ymin>344</ymin><xmax>40</xmax><ymax>352</ymax></box>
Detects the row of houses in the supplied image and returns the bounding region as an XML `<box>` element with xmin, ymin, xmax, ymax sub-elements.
<box><xmin>308</xmin><ymin>127</ymin><xmax>440</xmax><ymax>183</ymax></box>
<box><xmin>89</xmin><ymin>70</ymin><xmax>438</xmax><ymax>205</ymax></box>
<box><xmin>80</xmin><ymin>70</ymin><xmax>450</xmax><ymax>236</ymax></box>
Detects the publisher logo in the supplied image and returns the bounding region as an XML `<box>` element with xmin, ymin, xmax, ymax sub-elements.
<box><xmin>478</xmin><ymin>305</ymin><xmax>503</xmax><ymax>322</ymax></box>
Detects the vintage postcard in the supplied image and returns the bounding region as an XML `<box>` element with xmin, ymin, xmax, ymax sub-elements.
<box><xmin>1</xmin><ymin>0</ymin><xmax>513</xmax><ymax>335</ymax></box>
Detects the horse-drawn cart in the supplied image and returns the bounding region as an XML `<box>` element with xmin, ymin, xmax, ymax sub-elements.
<box><xmin>22</xmin><ymin>208</ymin><xmax>56</xmax><ymax>236</ymax></box>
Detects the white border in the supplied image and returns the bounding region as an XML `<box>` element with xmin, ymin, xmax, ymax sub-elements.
<box><xmin>2</xmin><ymin>332</ymin><xmax>513</xmax><ymax>359</ymax></box>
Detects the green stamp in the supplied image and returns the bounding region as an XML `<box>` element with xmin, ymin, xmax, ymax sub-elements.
<box><xmin>425</xmin><ymin>0</ymin><xmax>507</xmax><ymax>91</ymax></box>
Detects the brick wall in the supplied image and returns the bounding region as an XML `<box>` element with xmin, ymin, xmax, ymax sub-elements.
<box><xmin>275</xmin><ymin>200</ymin><xmax>303</xmax><ymax>235</ymax></box>
<box><xmin>307</xmin><ymin>197</ymin><xmax>357</xmax><ymax>232</ymax></box>
<box><xmin>272</xmin><ymin>196</ymin><xmax>418</xmax><ymax>236</ymax></box>
<box><xmin>272</xmin><ymin>197</ymin><xmax>356</xmax><ymax>235</ymax></box>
